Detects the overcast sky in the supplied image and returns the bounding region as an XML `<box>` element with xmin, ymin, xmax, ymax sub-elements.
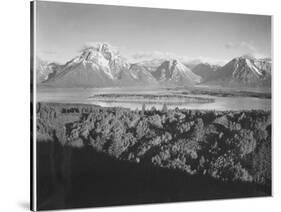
<box><xmin>36</xmin><ymin>1</ymin><xmax>271</xmax><ymax>64</ymax></box>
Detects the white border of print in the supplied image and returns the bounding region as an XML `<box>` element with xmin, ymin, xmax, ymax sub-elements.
<box><xmin>0</xmin><ymin>0</ymin><xmax>280</xmax><ymax>212</ymax></box>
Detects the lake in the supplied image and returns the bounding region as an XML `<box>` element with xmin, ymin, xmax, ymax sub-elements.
<box><xmin>36</xmin><ymin>87</ymin><xmax>271</xmax><ymax>111</ymax></box>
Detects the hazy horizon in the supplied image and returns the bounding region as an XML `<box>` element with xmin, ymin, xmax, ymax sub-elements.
<box><xmin>36</xmin><ymin>1</ymin><xmax>271</xmax><ymax>65</ymax></box>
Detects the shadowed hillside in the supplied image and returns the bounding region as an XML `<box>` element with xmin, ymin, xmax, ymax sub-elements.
<box><xmin>36</xmin><ymin>102</ymin><xmax>271</xmax><ymax>210</ymax></box>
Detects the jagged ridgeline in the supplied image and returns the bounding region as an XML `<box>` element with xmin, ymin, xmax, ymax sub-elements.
<box><xmin>191</xmin><ymin>56</ymin><xmax>271</xmax><ymax>87</ymax></box>
<box><xmin>36</xmin><ymin>102</ymin><xmax>271</xmax><ymax>209</ymax></box>
<box><xmin>36</xmin><ymin>43</ymin><xmax>271</xmax><ymax>88</ymax></box>
<box><xmin>36</xmin><ymin>43</ymin><xmax>201</xmax><ymax>87</ymax></box>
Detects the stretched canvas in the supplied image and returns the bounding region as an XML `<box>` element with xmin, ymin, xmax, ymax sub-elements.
<box><xmin>31</xmin><ymin>1</ymin><xmax>272</xmax><ymax>211</ymax></box>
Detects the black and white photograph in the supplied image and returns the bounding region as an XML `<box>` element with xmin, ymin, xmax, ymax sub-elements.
<box><xmin>32</xmin><ymin>1</ymin><xmax>272</xmax><ymax>211</ymax></box>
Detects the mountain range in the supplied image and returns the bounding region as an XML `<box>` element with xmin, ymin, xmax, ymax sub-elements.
<box><xmin>37</xmin><ymin>42</ymin><xmax>271</xmax><ymax>88</ymax></box>
<box><xmin>191</xmin><ymin>56</ymin><xmax>271</xmax><ymax>87</ymax></box>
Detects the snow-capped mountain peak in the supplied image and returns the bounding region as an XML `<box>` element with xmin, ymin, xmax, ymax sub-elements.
<box><xmin>37</xmin><ymin>43</ymin><xmax>270</xmax><ymax>88</ymax></box>
<box><xmin>58</xmin><ymin>42</ymin><xmax>130</xmax><ymax>80</ymax></box>
<box><xmin>80</xmin><ymin>42</ymin><xmax>118</xmax><ymax>61</ymax></box>
<box><xmin>231</xmin><ymin>56</ymin><xmax>269</xmax><ymax>80</ymax></box>
<box><xmin>150</xmin><ymin>59</ymin><xmax>201</xmax><ymax>85</ymax></box>
<box><xmin>199</xmin><ymin>55</ymin><xmax>271</xmax><ymax>86</ymax></box>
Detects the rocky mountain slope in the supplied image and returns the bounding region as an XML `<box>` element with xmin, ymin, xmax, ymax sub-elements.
<box><xmin>36</xmin><ymin>58</ymin><xmax>62</xmax><ymax>83</ymax></box>
<box><xmin>203</xmin><ymin>56</ymin><xmax>271</xmax><ymax>87</ymax></box>
<box><xmin>43</xmin><ymin>43</ymin><xmax>131</xmax><ymax>87</ymax></box>
<box><xmin>191</xmin><ymin>63</ymin><xmax>221</xmax><ymax>82</ymax></box>
<box><xmin>37</xmin><ymin>43</ymin><xmax>271</xmax><ymax>88</ymax></box>
<box><xmin>150</xmin><ymin>59</ymin><xmax>201</xmax><ymax>85</ymax></box>
<box><xmin>37</xmin><ymin>43</ymin><xmax>201</xmax><ymax>87</ymax></box>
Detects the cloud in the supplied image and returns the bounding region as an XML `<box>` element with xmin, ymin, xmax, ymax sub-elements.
<box><xmin>40</xmin><ymin>49</ymin><xmax>57</xmax><ymax>55</ymax></box>
<box><xmin>82</xmin><ymin>41</ymin><xmax>122</xmax><ymax>55</ymax></box>
<box><xmin>128</xmin><ymin>51</ymin><xmax>226</xmax><ymax>66</ymax></box>
<box><xmin>225</xmin><ymin>41</ymin><xmax>261</xmax><ymax>57</ymax></box>
<box><xmin>225</xmin><ymin>41</ymin><xmax>270</xmax><ymax>59</ymax></box>
<box><xmin>194</xmin><ymin>56</ymin><xmax>227</xmax><ymax>66</ymax></box>
<box><xmin>128</xmin><ymin>51</ymin><xmax>185</xmax><ymax>64</ymax></box>
<box><xmin>79</xmin><ymin>42</ymin><xmax>227</xmax><ymax>65</ymax></box>
<box><xmin>239</xmin><ymin>41</ymin><xmax>257</xmax><ymax>52</ymax></box>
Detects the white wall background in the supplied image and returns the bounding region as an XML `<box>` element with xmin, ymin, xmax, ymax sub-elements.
<box><xmin>0</xmin><ymin>0</ymin><xmax>279</xmax><ymax>211</ymax></box>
